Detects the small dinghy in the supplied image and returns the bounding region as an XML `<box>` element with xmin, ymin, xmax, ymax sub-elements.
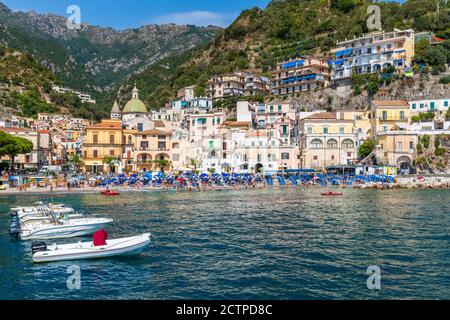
<box><xmin>32</xmin><ymin>232</ymin><xmax>151</xmax><ymax>263</ymax></box>
<box><xmin>321</xmin><ymin>191</ymin><xmax>344</xmax><ymax>196</ymax></box>
<box><xmin>101</xmin><ymin>190</ymin><xmax>120</xmax><ymax>196</ymax></box>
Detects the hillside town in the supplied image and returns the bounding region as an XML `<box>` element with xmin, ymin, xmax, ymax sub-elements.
<box><xmin>0</xmin><ymin>29</ymin><xmax>449</xmax><ymax>182</ymax></box>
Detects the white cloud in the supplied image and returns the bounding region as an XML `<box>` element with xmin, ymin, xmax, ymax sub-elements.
<box><xmin>150</xmin><ymin>11</ymin><xmax>236</xmax><ymax>27</ymax></box>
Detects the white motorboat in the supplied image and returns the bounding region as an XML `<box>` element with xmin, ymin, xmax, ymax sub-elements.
<box><xmin>19</xmin><ymin>213</ymin><xmax>84</xmax><ymax>225</ymax></box>
<box><xmin>12</xmin><ymin>204</ymin><xmax>75</xmax><ymax>219</ymax></box>
<box><xmin>17</xmin><ymin>217</ymin><xmax>114</xmax><ymax>240</ymax></box>
<box><xmin>32</xmin><ymin>233</ymin><xmax>151</xmax><ymax>263</ymax></box>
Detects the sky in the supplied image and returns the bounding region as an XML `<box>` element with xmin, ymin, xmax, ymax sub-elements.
<box><xmin>1</xmin><ymin>0</ymin><xmax>271</xmax><ymax>29</ymax></box>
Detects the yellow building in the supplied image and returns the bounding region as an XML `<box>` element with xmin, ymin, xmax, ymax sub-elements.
<box><xmin>370</xmin><ymin>100</ymin><xmax>411</xmax><ymax>134</ymax></box>
<box><xmin>82</xmin><ymin>120</ymin><xmax>124</xmax><ymax>174</ymax></box>
<box><xmin>375</xmin><ymin>131</ymin><xmax>418</xmax><ymax>173</ymax></box>
<box><xmin>299</xmin><ymin>112</ymin><xmax>358</xmax><ymax>169</ymax></box>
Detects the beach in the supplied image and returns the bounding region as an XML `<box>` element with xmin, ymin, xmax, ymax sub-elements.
<box><xmin>1</xmin><ymin>174</ymin><xmax>450</xmax><ymax>196</ymax></box>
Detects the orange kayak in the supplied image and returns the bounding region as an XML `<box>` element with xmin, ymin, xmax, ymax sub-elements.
<box><xmin>101</xmin><ymin>190</ymin><xmax>120</xmax><ymax>196</ymax></box>
<box><xmin>321</xmin><ymin>192</ymin><xmax>343</xmax><ymax>196</ymax></box>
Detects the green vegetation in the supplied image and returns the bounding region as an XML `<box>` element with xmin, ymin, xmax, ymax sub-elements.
<box><xmin>416</xmin><ymin>142</ymin><xmax>423</xmax><ymax>155</ymax></box>
<box><xmin>421</xmin><ymin>135</ymin><xmax>431</xmax><ymax>149</ymax></box>
<box><xmin>0</xmin><ymin>131</ymin><xmax>33</xmax><ymax>170</ymax></box>
<box><xmin>127</xmin><ymin>0</ymin><xmax>450</xmax><ymax>109</ymax></box>
<box><xmin>440</xmin><ymin>75</ymin><xmax>450</xmax><ymax>84</ymax></box>
<box><xmin>17</xmin><ymin>88</ymin><xmax>60</xmax><ymax>117</ymax></box>
<box><xmin>411</xmin><ymin>112</ymin><xmax>436</xmax><ymax>123</ymax></box>
<box><xmin>358</xmin><ymin>139</ymin><xmax>375</xmax><ymax>159</ymax></box>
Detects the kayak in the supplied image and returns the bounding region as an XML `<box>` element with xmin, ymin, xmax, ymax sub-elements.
<box><xmin>32</xmin><ymin>233</ymin><xmax>151</xmax><ymax>263</ymax></box>
<box><xmin>321</xmin><ymin>192</ymin><xmax>344</xmax><ymax>196</ymax></box>
<box><xmin>101</xmin><ymin>190</ymin><xmax>120</xmax><ymax>196</ymax></box>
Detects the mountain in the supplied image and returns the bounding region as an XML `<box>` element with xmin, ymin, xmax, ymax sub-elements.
<box><xmin>0</xmin><ymin>46</ymin><xmax>105</xmax><ymax>120</ymax></box>
<box><xmin>125</xmin><ymin>0</ymin><xmax>450</xmax><ymax>109</ymax></box>
<box><xmin>0</xmin><ymin>2</ymin><xmax>220</xmax><ymax>115</ymax></box>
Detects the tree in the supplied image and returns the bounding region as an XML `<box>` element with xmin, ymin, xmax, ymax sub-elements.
<box><xmin>358</xmin><ymin>140</ymin><xmax>375</xmax><ymax>160</ymax></box>
<box><xmin>69</xmin><ymin>154</ymin><xmax>84</xmax><ymax>173</ymax></box>
<box><xmin>102</xmin><ymin>156</ymin><xmax>119</xmax><ymax>173</ymax></box>
<box><xmin>0</xmin><ymin>132</ymin><xmax>33</xmax><ymax>171</ymax></box>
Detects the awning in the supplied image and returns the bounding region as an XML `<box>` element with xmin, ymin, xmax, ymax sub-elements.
<box><xmin>343</xmin><ymin>48</ymin><xmax>353</xmax><ymax>55</ymax></box>
<box><xmin>335</xmin><ymin>51</ymin><xmax>344</xmax><ymax>58</ymax></box>
<box><xmin>282</xmin><ymin>60</ymin><xmax>304</xmax><ymax>69</ymax></box>
<box><xmin>334</xmin><ymin>59</ymin><xmax>344</xmax><ymax>66</ymax></box>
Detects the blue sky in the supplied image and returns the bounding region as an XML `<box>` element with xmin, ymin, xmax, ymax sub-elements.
<box><xmin>1</xmin><ymin>0</ymin><xmax>271</xmax><ymax>29</ymax></box>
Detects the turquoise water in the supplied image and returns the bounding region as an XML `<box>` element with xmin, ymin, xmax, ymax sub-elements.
<box><xmin>0</xmin><ymin>188</ymin><xmax>449</xmax><ymax>300</ymax></box>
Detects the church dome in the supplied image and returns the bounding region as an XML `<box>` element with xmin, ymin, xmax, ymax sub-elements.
<box><xmin>123</xmin><ymin>86</ymin><xmax>147</xmax><ymax>113</ymax></box>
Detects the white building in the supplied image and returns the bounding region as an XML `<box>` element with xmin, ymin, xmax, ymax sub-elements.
<box><xmin>52</xmin><ymin>86</ymin><xmax>96</xmax><ymax>104</ymax></box>
<box><xmin>330</xmin><ymin>29</ymin><xmax>415</xmax><ymax>87</ymax></box>
<box><xmin>409</xmin><ymin>98</ymin><xmax>450</xmax><ymax>113</ymax></box>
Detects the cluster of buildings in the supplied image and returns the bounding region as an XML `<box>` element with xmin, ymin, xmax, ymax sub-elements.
<box><xmin>74</xmin><ymin>85</ymin><xmax>450</xmax><ymax>175</ymax></box>
<box><xmin>195</xmin><ymin>28</ymin><xmax>445</xmax><ymax>102</ymax></box>
<box><xmin>0</xmin><ymin>28</ymin><xmax>448</xmax><ymax>176</ymax></box>
<box><xmin>0</xmin><ymin>113</ymin><xmax>92</xmax><ymax>170</ymax></box>
<box><xmin>1</xmin><ymin>85</ymin><xmax>449</xmax><ymax>175</ymax></box>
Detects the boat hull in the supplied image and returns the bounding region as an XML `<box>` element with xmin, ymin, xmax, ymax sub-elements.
<box><xmin>33</xmin><ymin>234</ymin><xmax>151</xmax><ymax>263</ymax></box>
<box><xmin>21</xmin><ymin>221</ymin><xmax>112</xmax><ymax>241</ymax></box>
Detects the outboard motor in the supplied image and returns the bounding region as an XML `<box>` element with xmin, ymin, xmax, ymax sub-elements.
<box><xmin>9</xmin><ymin>223</ymin><xmax>21</xmax><ymax>241</ymax></box>
<box><xmin>31</xmin><ymin>242</ymin><xmax>47</xmax><ymax>255</ymax></box>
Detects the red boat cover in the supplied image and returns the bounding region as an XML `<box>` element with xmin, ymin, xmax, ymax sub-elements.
<box><xmin>93</xmin><ymin>229</ymin><xmax>109</xmax><ymax>246</ymax></box>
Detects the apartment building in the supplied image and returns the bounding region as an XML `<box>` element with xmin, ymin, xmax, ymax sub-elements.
<box><xmin>134</xmin><ymin>129</ymin><xmax>172</xmax><ymax>172</ymax></box>
<box><xmin>330</xmin><ymin>29</ymin><xmax>415</xmax><ymax>86</ymax></box>
<box><xmin>270</xmin><ymin>58</ymin><xmax>331</xmax><ymax>96</ymax></box>
<box><xmin>208</xmin><ymin>72</ymin><xmax>269</xmax><ymax>100</ymax></box>
<box><xmin>298</xmin><ymin>112</ymin><xmax>358</xmax><ymax>170</ymax></box>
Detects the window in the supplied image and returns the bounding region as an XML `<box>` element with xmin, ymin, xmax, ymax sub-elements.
<box><xmin>140</xmin><ymin>141</ymin><xmax>148</xmax><ymax>150</ymax></box>
<box><xmin>110</xmin><ymin>135</ymin><xmax>115</xmax><ymax>144</ymax></box>
<box><xmin>209</xmin><ymin>141</ymin><xmax>214</xmax><ymax>149</ymax></box>
<box><xmin>93</xmin><ymin>134</ymin><xmax>98</xmax><ymax>144</ymax></box>
<box><xmin>398</xmin><ymin>141</ymin><xmax>403</xmax><ymax>150</ymax></box>
<box><xmin>172</xmin><ymin>143</ymin><xmax>179</xmax><ymax>149</ymax></box>
<box><xmin>323</xmin><ymin>127</ymin><xmax>329</xmax><ymax>134</ymax></box>
<box><xmin>93</xmin><ymin>150</ymin><xmax>98</xmax><ymax>158</ymax></box>
<box><xmin>281</xmin><ymin>153</ymin><xmax>289</xmax><ymax>160</ymax></box>
<box><xmin>257</xmin><ymin>154</ymin><xmax>262</xmax><ymax>162</ymax></box>
<box><xmin>278</xmin><ymin>105</ymin><xmax>282</xmax><ymax>112</ymax></box>
<box><xmin>327</xmin><ymin>139</ymin><xmax>338</xmax><ymax>149</ymax></box>
<box><xmin>400</xmin><ymin>111</ymin><xmax>405</xmax><ymax>120</ymax></box>
<box><xmin>430</xmin><ymin>102</ymin><xmax>435</xmax><ymax>110</ymax></box>
<box><xmin>307</xmin><ymin>127</ymin><xmax>312</xmax><ymax>134</ymax></box>
<box><xmin>412</xmin><ymin>103</ymin><xmax>416</xmax><ymax>109</ymax></box>
<box><xmin>313</xmin><ymin>156</ymin><xmax>318</xmax><ymax>160</ymax></box>
<box><xmin>342</xmin><ymin>139</ymin><xmax>354</xmax><ymax>149</ymax></box>
<box><xmin>339</xmin><ymin>127</ymin><xmax>345</xmax><ymax>134</ymax></box>
<box><xmin>340</xmin><ymin>113</ymin><xmax>344</xmax><ymax>120</ymax></box>
<box><xmin>310</xmin><ymin>139</ymin><xmax>323</xmax><ymax>149</ymax></box>
<box><xmin>382</xmin><ymin>111</ymin><xmax>387</xmax><ymax>121</ymax></box>
<box><xmin>445</xmin><ymin>101</ymin><xmax>449</xmax><ymax>107</ymax></box>
<box><xmin>331</xmin><ymin>155</ymin><xmax>335</xmax><ymax>160</ymax></box>
<box><xmin>173</xmin><ymin>154</ymin><xmax>180</xmax><ymax>162</ymax></box>
<box><xmin>409</xmin><ymin>141</ymin><xmax>414</xmax><ymax>150</ymax></box>
<box><xmin>110</xmin><ymin>150</ymin><xmax>115</xmax><ymax>156</ymax></box>
<box><xmin>420</xmin><ymin>103</ymin><xmax>424</xmax><ymax>109</ymax></box>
